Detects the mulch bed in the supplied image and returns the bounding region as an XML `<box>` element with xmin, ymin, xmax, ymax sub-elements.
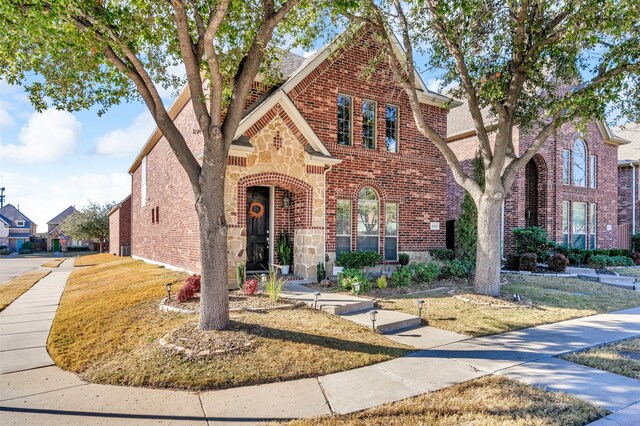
<box><xmin>306</xmin><ymin>278</ymin><xmax>470</xmax><ymax>299</ymax></box>
<box><xmin>161</xmin><ymin>320</ymin><xmax>259</xmax><ymax>358</ymax></box>
<box><xmin>163</xmin><ymin>291</ymin><xmax>299</xmax><ymax>313</ymax></box>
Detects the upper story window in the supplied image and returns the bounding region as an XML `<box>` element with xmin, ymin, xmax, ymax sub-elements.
<box><xmin>16</xmin><ymin>220</ymin><xmax>25</xmax><ymax>227</ymax></box>
<box><xmin>357</xmin><ymin>187</ymin><xmax>379</xmax><ymax>252</ymax></box>
<box><xmin>385</xmin><ymin>105</ymin><xmax>399</xmax><ymax>153</ymax></box>
<box><xmin>337</xmin><ymin>94</ymin><xmax>353</xmax><ymax>146</ymax></box>
<box><xmin>589</xmin><ymin>155</ymin><xmax>597</xmax><ymax>189</ymax></box>
<box><xmin>362</xmin><ymin>99</ymin><xmax>376</xmax><ymax>149</ymax></box>
<box><xmin>572</xmin><ymin>139</ymin><xmax>587</xmax><ymax>187</ymax></box>
<box><xmin>141</xmin><ymin>156</ymin><xmax>147</xmax><ymax>207</ymax></box>
<box><xmin>562</xmin><ymin>149</ymin><xmax>571</xmax><ymax>185</ymax></box>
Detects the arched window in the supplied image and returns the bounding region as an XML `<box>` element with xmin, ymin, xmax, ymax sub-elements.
<box><xmin>573</xmin><ymin>139</ymin><xmax>587</xmax><ymax>186</ymax></box>
<box><xmin>357</xmin><ymin>187</ymin><xmax>379</xmax><ymax>252</ymax></box>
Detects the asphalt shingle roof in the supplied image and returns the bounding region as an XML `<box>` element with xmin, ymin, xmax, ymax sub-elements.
<box><xmin>0</xmin><ymin>204</ymin><xmax>35</xmax><ymax>226</ymax></box>
<box><xmin>47</xmin><ymin>206</ymin><xmax>77</xmax><ymax>225</ymax></box>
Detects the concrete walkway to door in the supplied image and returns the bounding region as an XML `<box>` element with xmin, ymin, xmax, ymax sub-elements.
<box><xmin>1</xmin><ymin>263</ymin><xmax>639</xmax><ymax>425</ymax></box>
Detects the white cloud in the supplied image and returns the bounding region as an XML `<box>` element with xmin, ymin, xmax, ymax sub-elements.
<box><xmin>0</xmin><ymin>109</ymin><xmax>81</xmax><ymax>163</ymax></box>
<box><xmin>50</xmin><ymin>172</ymin><xmax>131</xmax><ymax>204</ymax></box>
<box><xmin>0</xmin><ymin>103</ymin><xmax>13</xmax><ymax>129</ymax></box>
<box><xmin>95</xmin><ymin>111</ymin><xmax>156</xmax><ymax>157</ymax></box>
<box><xmin>425</xmin><ymin>78</ymin><xmax>456</xmax><ymax>94</ymax></box>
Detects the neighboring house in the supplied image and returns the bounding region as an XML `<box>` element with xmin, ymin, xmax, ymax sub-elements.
<box><xmin>447</xmin><ymin>98</ymin><xmax>629</xmax><ymax>253</ymax></box>
<box><xmin>108</xmin><ymin>195</ymin><xmax>132</xmax><ymax>256</ymax></box>
<box><xmin>128</xmin><ymin>27</ymin><xmax>457</xmax><ymax>280</ymax></box>
<box><xmin>615</xmin><ymin>123</ymin><xmax>640</xmax><ymax>250</ymax></box>
<box><xmin>46</xmin><ymin>206</ymin><xmax>95</xmax><ymax>251</ymax></box>
<box><xmin>0</xmin><ymin>204</ymin><xmax>37</xmax><ymax>251</ymax></box>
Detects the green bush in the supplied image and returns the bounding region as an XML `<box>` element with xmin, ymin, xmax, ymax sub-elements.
<box><xmin>519</xmin><ymin>253</ymin><xmax>538</xmax><ymax>272</ymax></box>
<box><xmin>455</xmin><ymin>151</ymin><xmax>484</xmax><ymax>264</ymax></box>
<box><xmin>336</xmin><ymin>251</ymin><xmax>382</xmax><ymax>269</ymax></box>
<box><xmin>588</xmin><ymin>255</ymin><xmax>610</xmax><ymax>269</ymax></box>
<box><xmin>0</xmin><ymin>245</ymin><xmax>7</xmax><ymax>250</ymax></box>
<box><xmin>632</xmin><ymin>234</ymin><xmax>640</xmax><ymax>253</ymax></box>
<box><xmin>441</xmin><ymin>260</ymin><xmax>471</xmax><ymax>279</ymax></box>
<box><xmin>376</xmin><ymin>275</ymin><xmax>387</xmax><ymax>289</ymax></box>
<box><xmin>513</xmin><ymin>227</ymin><xmax>551</xmax><ymax>259</ymax></box>
<box><xmin>610</xmin><ymin>256</ymin><xmax>634</xmax><ymax>267</ymax></box>
<box><xmin>236</xmin><ymin>262</ymin><xmax>245</xmax><ymax>290</ymax></box>
<box><xmin>408</xmin><ymin>262</ymin><xmax>440</xmax><ymax>283</ymax></box>
<box><xmin>429</xmin><ymin>248</ymin><xmax>454</xmax><ymax>262</ymax></box>
<box><xmin>67</xmin><ymin>246</ymin><xmax>90</xmax><ymax>252</ymax></box>
<box><xmin>316</xmin><ymin>262</ymin><xmax>325</xmax><ymax>283</ymax></box>
<box><xmin>0</xmin><ymin>248</ymin><xmax>10</xmax><ymax>255</ymax></box>
<box><xmin>21</xmin><ymin>241</ymin><xmax>34</xmax><ymax>250</ymax></box>
<box><xmin>398</xmin><ymin>253</ymin><xmax>410</xmax><ymax>266</ymax></box>
<box><xmin>504</xmin><ymin>254</ymin><xmax>520</xmax><ymax>271</ymax></box>
<box><xmin>390</xmin><ymin>267</ymin><xmax>412</xmax><ymax>287</ymax></box>
<box><xmin>19</xmin><ymin>248</ymin><xmax>33</xmax><ymax>254</ymax></box>
<box><xmin>566</xmin><ymin>252</ymin><xmax>583</xmax><ymax>266</ymax></box>
<box><xmin>547</xmin><ymin>253</ymin><xmax>569</xmax><ymax>272</ymax></box>
<box><xmin>592</xmin><ymin>249</ymin><xmax>610</xmax><ymax>256</ymax></box>
<box><xmin>338</xmin><ymin>268</ymin><xmax>370</xmax><ymax>294</ymax></box>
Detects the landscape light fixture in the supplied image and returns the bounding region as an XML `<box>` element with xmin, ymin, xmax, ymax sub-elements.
<box><xmin>354</xmin><ymin>282</ymin><xmax>361</xmax><ymax>294</ymax></box>
<box><xmin>370</xmin><ymin>310</ymin><xmax>378</xmax><ymax>330</ymax></box>
<box><xmin>282</xmin><ymin>195</ymin><xmax>291</xmax><ymax>209</ymax></box>
<box><xmin>417</xmin><ymin>300</ymin><xmax>425</xmax><ymax>318</ymax></box>
<box><xmin>165</xmin><ymin>282</ymin><xmax>172</xmax><ymax>301</ymax></box>
<box><xmin>313</xmin><ymin>292</ymin><xmax>321</xmax><ymax>310</ymax></box>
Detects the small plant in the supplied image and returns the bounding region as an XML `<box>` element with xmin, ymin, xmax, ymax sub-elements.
<box><xmin>547</xmin><ymin>253</ymin><xmax>569</xmax><ymax>272</ymax></box>
<box><xmin>441</xmin><ymin>259</ymin><xmax>471</xmax><ymax>278</ymax></box>
<box><xmin>336</xmin><ymin>251</ymin><xmax>383</xmax><ymax>269</ymax></box>
<box><xmin>398</xmin><ymin>253</ymin><xmax>410</xmax><ymax>266</ymax></box>
<box><xmin>176</xmin><ymin>274</ymin><xmax>201</xmax><ymax>303</ymax></box>
<box><xmin>236</xmin><ymin>261</ymin><xmax>245</xmax><ymax>290</ymax></box>
<box><xmin>408</xmin><ymin>262</ymin><xmax>440</xmax><ymax>283</ymax></box>
<box><xmin>632</xmin><ymin>233</ymin><xmax>640</xmax><ymax>253</ymax></box>
<box><xmin>242</xmin><ymin>278</ymin><xmax>259</xmax><ymax>295</ymax></box>
<box><xmin>588</xmin><ymin>255</ymin><xmax>610</xmax><ymax>269</ymax></box>
<box><xmin>519</xmin><ymin>253</ymin><xmax>538</xmax><ymax>272</ymax></box>
<box><xmin>338</xmin><ymin>268</ymin><xmax>369</xmax><ymax>294</ymax></box>
<box><xmin>429</xmin><ymin>248</ymin><xmax>454</xmax><ymax>262</ymax></box>
<box><xmin>632</xmin><ymin>252</ymin><xmax>640</xmax><ymax>265</ymax></box>
<box><xmin>316</xmin><ymin>262</ymin><xmax>325</xmax><ymax>283</ymax></box>
<box><xmin>513</xmin><ymin>227</ymin><xmax>552</xmax><ymax>260</ymax></box>
<box><xmin>0</xmin><ymin>248</ymin><xmax>10</xmax><ymax>255</ymax></box>
<box><xmin>276</xmin><ymin>231</ymin><xmax>292</xmax><ymax>266</ymax></box>
<box><xmin>264</xmin><ymin>267</ymin><xmax>287</xmax><ymax>302</ymax></box>
<box><xmin>21</xmin><ymin>241</ymin><xmax>34</xmax><ymax>250</ymax></box>
<box><xmin>390</xmin><ymin>267</ymin><xmax>412</xmax><ymax>286</ymax></box>
<box><xmin>376</xmin><ymin>275</ymin><xmax>387</xmax><ymax>289</ymax></box>
<box><xmin>504</xmin><ymin>254</ymin><xmax>520</xmax><ymax>271</ymax></box>
<box><xmin>610</xmin><ymin>256</ymin><xmax>634</xmax><ymax>267</ymax></box>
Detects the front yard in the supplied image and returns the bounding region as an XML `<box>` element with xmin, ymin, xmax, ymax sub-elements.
<box><xmin>561</xmin><ymin>337</ymin><xmax>640</xmax><ymax>380</ymax></box>
<box><xmin>0</xmin><ymin>270</ymin><xmax>51</xmax><ymax>311</ymax></box>
<box><xmin>615</xmin><ymin>267</ymin><xmax>640</xmax><ymax>278</ymax></box>
<box><xmin>48</xmin><ymin>256</ymin><xmax>410</xmax><ymax>391</ymax></box>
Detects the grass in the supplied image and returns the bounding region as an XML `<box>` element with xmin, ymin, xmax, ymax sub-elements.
<box><xmin>283</xmin><ymin>375</ymin><xmax>606</xmax><ymax>426</ymax></box>
<box><xmin>377</xmin><ymin>275</ymin><xmax>640</xmax><ymax>337</ymax></box>
<box><xmin>74</xmin><ymin>253</ymin><xmax>123</xmax><ymax>267</ymax></box>
<box><xmin>615</xmin><ymin>267</ymin><xmax>640</xmax><ymax>278</ymax></box>
<box><xmin>48</xmin><ymin>258</ymin><xmax>411</xmax><ymax>391</ymax></box>
<box><xmin>0</xmin><ymin>270</ymin><xmax>51</xmax><ymax>311</ymax></box>
<box><xmin>561</xmin><ymin>337</ymin><xmax>640</xmax><ymax>380</ymax></box>
<box><xmin>42</xmin><ymin>259</ymin><xmax>65</xmax><ymax>268</ymax></box>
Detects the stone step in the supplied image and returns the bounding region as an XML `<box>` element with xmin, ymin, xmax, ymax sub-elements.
<box><xmin>281</xmin><ymin>284</ymin><xmax>375</xmax><ymax>315</ymax></box>
<box><xmin>339</xmin><ymin>309</ymin><xmax>422</xmax><ymax>334</ymax></box>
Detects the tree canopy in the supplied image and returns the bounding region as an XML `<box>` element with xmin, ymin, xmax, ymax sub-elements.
<box><xmin>61</xmin><ymin>201</ymin><xmax>115</xmax><ymax>250</ymax></box>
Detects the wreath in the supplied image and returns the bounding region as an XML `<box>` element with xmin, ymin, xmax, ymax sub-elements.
<box><xmin>248</xmin><ymin>201</ymin><xmax>265</xmax><ymax>219</ymax></box>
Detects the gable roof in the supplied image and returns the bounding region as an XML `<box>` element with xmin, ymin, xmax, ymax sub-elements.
<box><xmin>0</xmin><ymin>204</ymin><xmax>35</xmax><ymax>226</ymax></box>
<box><xmin>108</xmin><ymin>195</ymin><xmax>132</xmax><ymax>217</ymax></box>
<box><xmin>128</xmin><ymin>27</ymin><xmax>458</xmax><ymax>174</ymax></box>
<box><xmin>614</xmin><ymin>123</ymin><xmax>640</xmax><ymax>164</ymax></box>
<box><xmin>47</xmin><ymin>206</ymin><xmax>77</xmax><ymax>225</ymax></box>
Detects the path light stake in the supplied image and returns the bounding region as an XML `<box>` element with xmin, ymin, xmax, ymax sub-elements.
<box><xmin>417</xmin><ymin>299</ymin><xmax>425</xmax><ymax>319</ymax></box>
<box><xmin>165</xmin><ymin>282</ymin><xmax>172</xmax><ymax>301</ymax></box>
<box><xmin>370</xmin><ymin>310</ymin><xmax>378</xmax><ymax>330</ymax></box>
<box><xmin>354</xmin><ymin>282</ymin><xmax>361</xmax><ymax>294</ymax></box>
<box><xmin>313</xmin><ymin>292</ymin><xmax>321</xmax><ymax>310</ymax></box>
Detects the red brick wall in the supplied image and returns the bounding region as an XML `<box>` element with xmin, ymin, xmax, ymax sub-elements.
<box><xmin>618</xmin><ymin>164</ymin><xmax>640</xmax><ymax>232</ymax></box>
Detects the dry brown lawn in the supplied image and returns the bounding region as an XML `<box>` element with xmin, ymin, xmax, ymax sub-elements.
<box><xmin>615</xmin><ymin>267</ymin><xmax>640</xmax><ymax>278</ymax></box>
<box><xmin>283</xmin><ymin>375</ymin><xmax>606</xmax><ymax>426</ymax></box>
<box><xmin>48</xmin><ymin>258</ymin><xmax>411</xmax><ymax>391</ymax></box>
<box><xmin>74</xmin><ymin>253</ymin><xmax>123</xmax><ymax>267</ymax></box>
<box><xmin>42</xmin><ymin>259</ymin><xmax>65</xmax><ymax>268</ymax></box>
<box><xmin>561</xmin><ymin>337</ymin><xmax>640</xmax><ymax>380</ymax></box>
<box><xmin>0</xmin><ymin>270</ymin><xmax>51</xmax><ymax>311</ymax></box>
<box><xmin>378</xmin><ymin>275</ymin><xmax>640</xmax><ymax>337</ymax></box>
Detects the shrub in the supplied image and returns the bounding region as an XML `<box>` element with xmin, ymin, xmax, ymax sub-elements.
<box><xmin>176</xmin><ymin>274</ymin><xmax>201</xmax><ymax>302</ymax></box>
<box><xmin>632</xmin><ymin>233</ymin><xmax>640</xmax><ymax>253</ymax></box>
<box><xmin>338</xmin><ymin>268</ymin><xmax>369</xmax><ymax>294</ymax></box>
<box><xmin>243</xmin><ymin>278</ymin><xmax>259</xmax><ymax>295</ymax></box>
<box><xmin>631</xmin><ymin>252</ymin><xmax>640</xmax><ymax>265</ymax></box>
<box><xmin>67</xmin><ymin>246</ymin><xmax>90</xmax><ymax>252</ymax></box>
<box><xmin>441</xmin><ymin>260</ymin><xmax>471</xmax><ymax>279</ymax></box>
<box><xmin>398</xmin><ymin>253</ymin><xmax>410</xmax><ymax>266</ymax></box>
<box><xmin>336</xmin><ymin>251</ymin><xmax>382</xmax><ymax>269</ymax></box>
<box><xmin>390</xmin><ymin>267</ymin><xmax>412</xmax><ymax>287</ymax></box>
<box><xmin>504</xmin><ymin>254</ymin><xmax>520</xmax><ymax>271</ymax></box>
<box><xmin>588</xmin><ymin>255</ymin><xmax>610</xmax><ymax>269</ymax></box>
<box><xmin>276</xmin><ymin>231</ymin><xmax>292</xmax><ymax>265</ymax></box>
<box><xmin>513</xmin><ymin>227</ymin><xmax>551</xmax><ymax>259</ymax></box>
<box><xmin>0</xmin><ymin>248</ymin><xmax>10</xmax><ymax>255</ymax></box>
<box><xmin>610</xmin><ymin>256</ymin><xmax>634</xmax><ymax>267</ymax></box>
<box><xmin>376</xmin><ymin>275</ymin><xmax>387</xmax><ymax>289</ymax></box>
<box><xmin>592</xmin><ymin>249</ymin><xmax>611</xmax><ymax>256</ymax></box>
<box><xmin>236</xmin><ymin>262</ymin><xmax>245</xmax><ymax>290</ymax></box>
<box><xmin>316</xmin><ymin>262</ymin><xmax>325</xmax><ymax>283</ymax></box>
<box><xmin>429</xmin><ymin>248</ymin><xmax>454</xmax><ymax>262</ymax></box>
<box><xmin>547</xmin><ymin>254</ymin><xmax>569</xmax><ymax>272</ymax></box>
<box><xmin>455</xmin><ymin>151</ymin><xmax>484</xmax><ymax>263</ymax></box>
<box><xmin>21</xmin><ymin>241</ymin><xmax>34</xmax><ymax>250</ymax></box>
<box><xmin>409</xmin><ymin>262</ymin><xmax>440</xmax><ymax>283</ymax></box>
<box><xmin>264</xmin><ymin>268</ymin><xmax>286</xmax><ymax>302</ymax></box>
<box><xmin>518</xmin><ymin>253</ymin><xmax>538</xmax><ymax>272</ymax></box>
<box><xmin>0</xmin><ymin>245</ymin><xmax>7</xmax><ymax>250</ymax></box>
<box><xmin>19</xmin><ymin>248</ymin><xmax>32</xmax><ymax>254</ymax></box>
<box><xmin>566</xmin><ymin>252</ymin><xmax>583</xmax><ymax>266</ymax></box>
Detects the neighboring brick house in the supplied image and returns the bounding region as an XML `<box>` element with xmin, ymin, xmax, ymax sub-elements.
<box><xmin>108</xmin><ymin>195</ymin><xmax>132</xmax><ymax>256</ymax></box>
<box><xmin>615</xmin><ymin>124</ymin><xmax>640</xmax><ymax>249</ymax></box>
<box><xmin>0</xmin><ymin>204</ymin><xmax>37</xmax><ymax>252</ymax></box>
<box><xmin>46</xmin><ymin>206</ymin><xmax>95</xmax><ymax>251</ymax></box>
<box><xmin>128</xmin><ymin>27</ymin><xmax>457</xmax><ymax>280</ymax></box>
<box><xmin>447</xmin><ymin>98</ymin><xmax>630</xmax><ymax>253</ymax></box>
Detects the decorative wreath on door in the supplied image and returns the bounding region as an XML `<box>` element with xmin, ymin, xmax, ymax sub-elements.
<box><xmin>248</xmin><ymin>201</ymin><xmax>265</xmax><ymax>219</ymax></box>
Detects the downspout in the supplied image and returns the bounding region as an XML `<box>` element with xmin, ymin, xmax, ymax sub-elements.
<box><xmin>323</xmin><ymin>164</ymin><xmax>334</xmax><ymax>272</ymax></box>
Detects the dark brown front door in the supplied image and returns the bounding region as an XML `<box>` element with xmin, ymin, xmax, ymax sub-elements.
<box><xmin>246</xmin><ymin>186</ymin><xmax>270</xmax><ymax>271</ymax></box>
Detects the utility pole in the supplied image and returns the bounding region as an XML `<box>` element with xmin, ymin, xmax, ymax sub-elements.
<box><xmin>0</xmin><ymin>187</ymin><xmax>5</xmax><ymax>208</ymax></box>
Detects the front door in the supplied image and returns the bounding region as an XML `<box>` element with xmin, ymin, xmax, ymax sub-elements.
<box><xmin>246</xmin><ymin>186</ymin><xmax>270</xmax><ymax>271</ymax></box>
<box><xmin>53</xmin><ymin>239</ymin><xmax>60</xmax><ymax>251</ymax></box>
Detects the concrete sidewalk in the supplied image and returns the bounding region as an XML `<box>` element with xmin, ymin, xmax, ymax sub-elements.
<box><xmin>1</xmin><ymin>264</ymin><xmax>639</xmax><ymax>424</ymax></box>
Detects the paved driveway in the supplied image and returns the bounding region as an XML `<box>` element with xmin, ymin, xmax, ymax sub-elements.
<box><xmin>0</xmin><ymin>257</ymin><xmax>56</xmax><ymax>284</ymax></box>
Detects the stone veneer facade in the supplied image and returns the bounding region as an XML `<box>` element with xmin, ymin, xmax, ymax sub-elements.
<box><xmin>129</xmin><ymin>28</ymin><xmax>450</xmax><ymax>282</ymax></box>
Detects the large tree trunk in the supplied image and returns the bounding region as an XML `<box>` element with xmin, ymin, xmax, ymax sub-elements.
<box><xmin>196</xmin><ymin>156</ymin><xmax>230</xmax><ymax>331</ymax></box>
<box><xmin>473</xmin><ymin>190</ymin><xmax>504</xmax><ymax>296</ymax></box>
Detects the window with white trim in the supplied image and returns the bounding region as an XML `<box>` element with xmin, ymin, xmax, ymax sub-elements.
<box><xmin>336</xmin><ymin>200</ymin><xmax>352</xmax><ymax>256</ymax></box>
<box><xmin>385</xmin><ymin>105</ymin><xmax>399</xmax><ymax>153</ymax></box>
<box><xmin>573</xmin><ymin>140</ymin><xmax>587</xmax><ymax>186</ymax></box>
<box><xmin>562</xmin><ymin>149</ymin><xmax>571</xmax><ymax>184</ymax></box>
<box><xmin>385</xmin><ymin>203</ymin><xmax>398</xmax><ymax>261</ymax></box>
<box><xmin>337</xmin><ymin>95</ymin><xmax>353</xmax><ymax>146</ymax></box>
<box><xmin>589</xmin><ymin>203</ymin><xmax>597</xmax><ymax>249</ymax></box>
<box><xmin>572</xmin><ymin>202</ymin><xmax>587</xmax><ymax>249</ymax></box>
<box><xmin>562</xmin><ymin>201</ymin><xmax>570</xmax><ymax>246</ymax></box>
<box><xmin>357</xmin><ymin>187</ymin><xmax>379</xmax><ymax>252</ymax></box>
<box><xmin>589</xmin><ymin>155</ymin><xmax>597</xmax><ymax>188</ymax></box>
<box><xmin>16</xmin><ymin>220</ymin><xmax>25</xmax><ymax>227</ymax></box>
<box><xmin>362</xmin><ymin>99</ymin><xmax>376</xmax><ymax>149</ymax></box>
<box><xmin>141</xmin><ymin>156</ymin><xmax>147</xmax><ymax>207</ymax></box>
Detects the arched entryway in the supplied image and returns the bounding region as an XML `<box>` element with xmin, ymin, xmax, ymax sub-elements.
<box><xmin>524</xmin><ymin>154</ymin><xmax>548</xmax><ymax>229</ymax></box>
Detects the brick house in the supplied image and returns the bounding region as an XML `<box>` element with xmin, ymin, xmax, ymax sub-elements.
<box><xmin>447</xmin><ymin>98</ymin><xmax>630</xmax><ymax>253</ymax></box>
<box><xmin>127</xmin><ymin>28</ymin><xmax>457</xmax><ymax>280</ymax></box>
<box><xmin>0</xmin><ymin>204</ymin><xmax>37</xmax><ymax>252</ymax></box>
<box><xmin>46</xmin><ymin>206</ymin><xmax>96</xmax><ymax>251</ymax></box>
<box><xmin>108</xmin><ymin>195</ymin><xmax>132</xmax><ymax>256</ymax></box>
<box><xmin>615</xmin><ymin>124</ymin><xmax>640</xmax><ymax>249</ymax></box>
